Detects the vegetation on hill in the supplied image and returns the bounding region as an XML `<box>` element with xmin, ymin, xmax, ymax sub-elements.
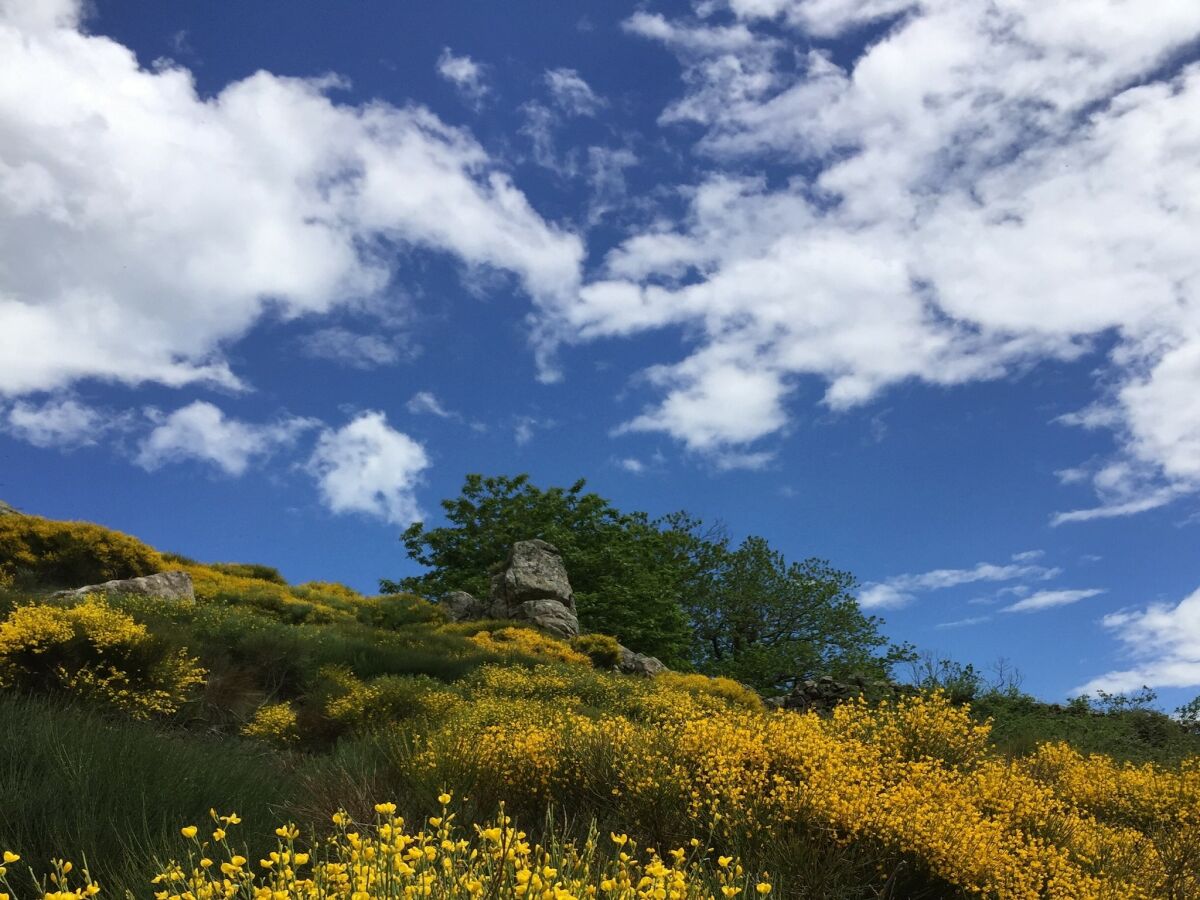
<box><xmin>387</xmin><ymin>474</ymin><xmax>912</xmax><ymax>688</ymax></box>
<box><xmin>0</xmin><ymin>502</ymin><xmax>1199</xmax><ymax>898</ymax></box>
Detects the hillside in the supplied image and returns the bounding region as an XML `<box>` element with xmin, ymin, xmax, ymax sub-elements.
<box><xmin>1</xmin><ymin>509</ymin><xmax>1199</xmax><ymax>899</ymax></box>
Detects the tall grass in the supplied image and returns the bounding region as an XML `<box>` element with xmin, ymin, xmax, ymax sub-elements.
<box><xmin>0</xmin><ymin>695</ymin><xmax>312</xmax><ymax>896</ymax></box>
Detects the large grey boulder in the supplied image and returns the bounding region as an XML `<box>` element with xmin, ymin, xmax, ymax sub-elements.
<box><xmin>439</xmin><ymin>539</ymin><xmax>583</xmax><ymax>640</ymax></box>
<box><xmin>441</xmin><ymin>590</ymin><xmax>486</xmax><ymax>622</ymax></box>
<box><xmin>53</xmin><ymin>570</ymin><xmax>195</xmax><ymax>602</ymax></box>
<box><xmin>618</xmin><ymin>645</ymin><xmax>667</xmax><ymax>677</ymax></box>
<box><xmin>490</xmin><ymin>539</ymin><xmax>575</xmax><ymax>612</ymax></box>
<box><xmin>513</xmin><ymin>598</ymin><xmax>580</xmax><ymax>639</ymax></box>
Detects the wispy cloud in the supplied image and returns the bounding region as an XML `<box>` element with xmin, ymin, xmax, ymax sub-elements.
<box><xmin>936</xmin><ymin>615</ymin><xmax>992</xmax><ymax>630</ymax></box>
<box><xmin>545</xmin><ymin>68</ymin><xmax>605</xmax><ymax>116</ymax></box>
<box><xmin>436</xmin><ymin>47</ymin><xmax>489</xmax><ymax>107</ymax></box>
<box><xmin>859</xmin><ymin>553</ymin><xmax>1060</xmax><ymax>610</ymax></box>
<box><xmin>1077</xmin><ymin>586</ymin><xmax>1200</xmax><ymax>694</ymax></box>
<box><xmin>1001</xmin><ymin>588</ymin><xmax>1105</xmax><ymax>614</ymax></box>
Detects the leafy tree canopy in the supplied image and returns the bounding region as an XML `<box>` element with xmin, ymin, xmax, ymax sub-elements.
<box><xmin>683</xmin><ymin>534</ymin><xmax>914</xmax><ymax>692</ymax></box>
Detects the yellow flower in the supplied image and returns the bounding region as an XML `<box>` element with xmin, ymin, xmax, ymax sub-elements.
<box><xmin>2</xmin><ymin>852</ymin><xmax>18</xmax><ymax>864</ymax></box>
<box><xmin>610</xmin><ymin>833</ymin><xmax>628</xmax><ymax>846</ymax></box>
<box><xmin>438</xmin><ymin>792</ymin><xmax>452</xmax><ymax>806</ymax></box>
<box><xmin>756</xmin><ymin>883</ymin><xmax>772</xmax><ymax>895</ymax></box>
<box><xmin>180</xmin><ymin>826</ymin><xmax>198</xmax><ymax>839</ymax></box>
<box><xmin>374</xmin><ymin>802</ymin><xmax>397</xmax><ymax>816</ymax></box>
<box><xmin>718</xmin><ymin>856</ymin><xmax>733</xmax><ymax>868</ymax></box>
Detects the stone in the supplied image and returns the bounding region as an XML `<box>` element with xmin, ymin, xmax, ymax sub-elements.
<box><xmin>513</xmin><ymin>599</ymin><xmax>580</xmax><ymax>639</ymax></box>
<box><xmin>441</xmin><ymin>591</ymin><xmax>485</xmax><ymax>622</ymax></box>
<box><xmin>617</xmin><ymin>645</ymin><xmax>667</xmax><ymax>677</ymax></box>
<box><xmin>434</xmin><ymin>539</ymin><xmax>584</xmax><ymax>641</ymax></box>
<box><xmin>0</xmin><ymin>499</ymin><xmax>21</xmax><ymax>516</ymax></box>
<box><xmin>52</xmin><ymin>570</ymin><xmax>195</xmax><ymax>602</ymax></box>
<box><xmin>490</xmin><ymin>539</ymin><xmax>575</xmax><ymax>612</ymax></box>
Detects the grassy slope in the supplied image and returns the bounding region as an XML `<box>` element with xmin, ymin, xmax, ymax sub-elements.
<box><xmin>2</xmin><ymin>509</ymin><xmax>1199</xmax><ymax>898</ymax></box>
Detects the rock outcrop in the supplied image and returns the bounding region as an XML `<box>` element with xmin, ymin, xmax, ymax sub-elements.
<box><xmin>0</xmin><ymin>499</ymin><xmax>21</xmax><ymax>517</ymax></box>
<box><xmin>53</xmin><ymin>570</ymin><xmax>195</xmax><ymax>602</ymax></box>
<box><xmin>488</xmin><ymin>539</ymin><xmax>576</xmax><ymax>612</ymax></box>
<box><xmin>442</xmin><ymin>590</ymin><xmax>486</xmax><ymax>622</ymax></box>
<box><xmin>441</xmin><ymin>540</ymin><xmax>580</xmax><ymax>639</ymax></box>
<box><xmin>772</xmin><ymin>674</ymin><xmax>914</xmax><ymax>713</ymax></box>
<box><xmin>617</xmin><ymin>645</ymin><xmax>667</xmax><ymax>677</ymax></box>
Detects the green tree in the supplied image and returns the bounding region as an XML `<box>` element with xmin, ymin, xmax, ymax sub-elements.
<box><xmin>686</xmin><ymin>536</ymin><xmax>913</xmax><ymax>693</ymax></box>
<box><xmin>381</xmin><ymin>474</ymin><xmax>694</xmax><ymax>664</ymax></box>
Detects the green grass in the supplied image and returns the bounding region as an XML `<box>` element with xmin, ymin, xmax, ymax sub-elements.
<box><xmin>0</xmin><ymin>695</ymin><xmax>318</xmax><ymax>897</ymax></box>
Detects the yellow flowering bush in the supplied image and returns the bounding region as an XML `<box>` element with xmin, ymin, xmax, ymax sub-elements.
<box><xmin>401</xmin><ymin>688</ymin><xmax>1200</xmax><ymax>899</ymax></box>
<box><xmin>182</xmin><ymin>565</ymin><xmax>351</xmax><ymax>625</ymax></box>
<box><xmin>654</xmin><ymin>673</ymin><xmax>763</xmax><ymax>713</ymax></box>
<box><xmin>242</xmin><ymin>702</ymin><xmax>301</xmax><ymax>745</ymax></box>
<box><xmin>469</xmin><ymin>627</ymin><xmax>592</xmax><ymax>667</ymax></box>
<box><xmin>0</xmin><ymin>597</ymin><xmax>205</xmax><ymax>718</ymax></box>
<box><xmin>0</xmin><ymin>515</ymin><xmax>165</xmax><ymax>589</ymax></box>
<box><xmin>570</xmin><ymin>633</ymin><xmax>623</xmax><ymax>669</ymax></box>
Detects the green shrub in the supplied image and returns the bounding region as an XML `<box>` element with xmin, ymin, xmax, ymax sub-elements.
<box><xmin>208</xmin><ymin>562</ymin><xmax>288</xmax><ymax>584</ymax></box>
<box><xmin>0</xmin><ymin>515</ymin><xmax>165</xmax><ymax>589</ymax></box>
<box><xmin>353</xmin><ymin>593</ymin><xmax>445</xmax><ymax>630</ymax></box>
<box><xmin>317</xmin><ymin>666</ymin><xmax>463</xmax><ymax>734</ymax></box>
<box><xmin>570</xmin><ymin>633</ymin><xmax>623</xmax><ymax>668</ymax></box>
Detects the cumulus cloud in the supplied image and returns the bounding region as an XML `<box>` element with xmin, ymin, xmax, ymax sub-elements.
<box><xmin>859</xmin><ymin>556</ymin><xmax>1061</xmax><ymax>610</ymax></box>
<box><xmin>137</xmin><ymin>401</ymin><xmax>317</xmax><ymax>475</ymax></box>
<box><xmin>0</xmin><ymin>3</ymin><xmax>580</xmax><ymax>399</ymax></box>
<box><xmin>1078</xmin><ymin>586</ymin><xmax>1200</xmax><ymax>693</ymax></box>
<box><xmin>436</xmin><ymin>48</ymin><xmax>490</xmax><ymax>107</ymax></box>
<box><xmin>544</xmin><ymin>68</ymin><xmax>605</xmax><ymax>116</ymax></box>
<box><xmin>4</xmin><ymin>397</ymin><xmax>107</xmax><ymax>448</ymax></box>
<box><xmin>539</xmin><ymin>0</ymin><xmax>1200</xmax><ymax>503</ymax></box>
<box><xmin>307</xmin><ymin>411</ymin><xmax>428</xmax><ymax>525</ymax></box>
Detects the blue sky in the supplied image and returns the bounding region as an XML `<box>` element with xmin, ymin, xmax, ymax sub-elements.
<box><xmin>3</xmin><ymin>0</ymin><xmax>1200</xmax><ymax>706</ymax></box>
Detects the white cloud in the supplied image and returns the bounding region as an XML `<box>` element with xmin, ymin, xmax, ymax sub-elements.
<box><xmin>859</xmin><ymin>559</ymin><xmax>1060</xmax><ymax>609</ymax></box>
<box><xmin>4</xmin><ymin>397</ymin><xmax>106</xmax><ymax>448</ymax></box>
<box><xmin>1001</xmin><ymin>588</ymin><xmax>1105</xmax><ymax>614</ymax></box>
<box><xmin>299</xmin><ymin>328</ymin><xmax>407</xmax><ymax>369</ymax></box>
<box><xmin>406</xmin><ymin>391</ymin><xmax>456</xmax><ymax>419</ymax></box>
<box><xmin>513</xmin><ymin>415</ymin><xmax>555</xmax><ymax>447</ymax></box>
<box><xmin>307</xmin><ymin>411</ymin><xmax>428</xmax><ymax>525</ymax></box>
<box><xmin>1077</xmin><ymin>586</ymin><xmax>1200</xmax><ymax>693</ymax></box>
<box><xmin>536</xmin><ymin>0</ymin><xmax>1200</xmax><ymax>513</ymax></box>
<box><xmin>617</xmin><ymin>456</ymin><xmax>646</xmax><ymax>474</ymax></box>
<box><xmin>137</xmin><ymin>401</ymin><xmax>317</xmax><ymax>475</ymax></box>
<box><xmin>436</xmin><ymin>48</ymin><xmax>489</xmax><ymax>107</ymax></box>
<box><xmin>545</xmin><ymin>68</ymin><xmax>605</xmax><ymax>116</ymax></box>
<box><xmin>0</xmin><ymin>4</ymin><xmax>580</xmax><ymax>399</ymax></box>
<box><xmin>585</xmin><ymin>146</ymin><xmax>638</xmax><ymax>224</ymax></box>
<box><xmin>936</xmin><ymin>615</ymin><xmax>992</xmax><ymax>630</ymax></box>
